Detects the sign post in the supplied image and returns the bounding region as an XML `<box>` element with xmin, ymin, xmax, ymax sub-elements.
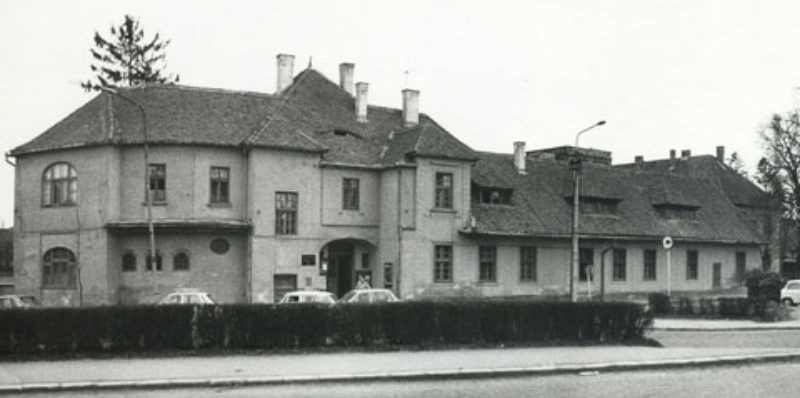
<box><xmin>662</xmin><ymin>236</ymin><xmax>673</xmax><ymax>296</ymax></box>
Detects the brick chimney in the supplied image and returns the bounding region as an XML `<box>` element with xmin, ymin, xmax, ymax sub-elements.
<box><xmin>635</xmin><ymin>155</ymin><xmax>644</xmax><ymax>164</ymax></box>
<box><xmin>355</xmin><ymin>82</ymin><xmax>369</xmax><ymax>122</ymax></box>
<box><xmin>514</xmin><ymin>142</ymin><xmax>527</xmax><ymax>174</ymax></box>
<box><xmin>402</xmin><ymin>89</ymin><xmax>419</xmax><ymax>128</ymax></box>
<box><xmin>670</xmin><ymin>149</ymin><xmax>676</xmax><ymax>160</ymax></box>
<box><xmin>681</xmin><ymin>149</ymin><xmax>691</xmax><ymax>159</ymax></box>
<box><xmin>339</xmin><ymin>63</ymin><xmax>355</xmax><ymax>95</ymax></box>
<box><xmin>276</xmin><ymin>53</ymin><xmax>295</xmax><ymax>93</ymax></box>
<box><xmin>716</xmin><ymin>146</ymin><xmax>725</xmax><ymax>162</ymax></box>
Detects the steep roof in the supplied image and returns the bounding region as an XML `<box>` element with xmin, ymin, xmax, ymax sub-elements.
<box><xmin>11</xmin><ymin>68</ymin><xmax>476</xmax><ymax>166</ymax></box>
<box><xmin>469</xmin><ymin>152</ymin><xmax>768</xmax><ymax>244</ymax></box>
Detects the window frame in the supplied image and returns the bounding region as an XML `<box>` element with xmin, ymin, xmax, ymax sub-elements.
<box><xmin>41</xmin><ymin>162</ymin><xmax>78</xmax><ymax>208</ymax></box>
<box><xmin>520</xmin><ymin>246</ymin><xmax>537</xmax><ymax>282</ymax></box>
<box><xmin>579</xmin><ymin>248</ymin><xmax>593</xmax><ymax>281</ymax></box>
<box><xmin>612</xmin><ymin>249</ymin><xmax>627</xmax><ymax>282</ymax></box>
<box><xmin>147</xmin><ymin>163</ymin><xmax>167</xmax><ymax>203</ymax></box>
<box><xmin>643</xmin><ymin>249</ymin><xmax>657</xmax><ymax>281</ymax></box>
<box><xmin>686</xmin><ymin>250</ymin><xmax>699</xmax><ymax>280</ymax></box>
<box><xmin>478</xmin><ymin>246</ymin><xmax>497</xmax><ymax>283</ymax></box>
<box><xmin>342</xmin><ymin>178</ymin><xmax>360</xmax><ymax>210</ymax></box>
<box><xmin>434</xmin><ymin>244</ymin><xmax>453</xmax><ymax>283</ymax></box>
<box><xmin>42</xmin><ymin>247</ymin><xmax>77</xmax><ymax>289</ymax></box>
<box><xmin>209</xmin><ymin>166</ymin><xmax>230</xmax><ymax>204</ymax></box>
<box><xmin>736</xmin><ymin>251</ymin><xmax>746</xmax><ymax>283</ymax></box>
<box><xmin>173</xmin><ymin>252</ymin><xmax>190</xmax><ymax>271</ymax></box>
<box><xmin>121</xmin><ymin>251</ymin><xmax>137</xmax><ymax>273</ymax></box>
<box><xmin>275</xmin><ymin>191</ymin><xmax>299</xmax><ymax>235</ymax></box>
<box><xmin>434</xmin><ymin>172</ymin><xmax>454</xmax><ymax>209</ymax></box>
<box><xmin>145</xmin><ymin>252</ymin><xmax>163</xmax><ymax>272</ymax></box>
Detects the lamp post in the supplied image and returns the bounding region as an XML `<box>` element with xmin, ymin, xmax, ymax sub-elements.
<box><xmin>569</xmin><ymin>120</ymin><xmax>606</xmax><ymax>302</ymax></box>
<box><xmin>100</xmin><ymin>88</ymin><xmax>158</xmax><ymax>294</ymax></box>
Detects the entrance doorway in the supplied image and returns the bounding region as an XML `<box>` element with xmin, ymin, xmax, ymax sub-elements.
<box><xmin>712</xmin><ymin>262</ymin><xmax>722</xmax><ymax>289</ymax></box>
<box><xmin>320</xmin><ymin>239</ymin><xmax>376</xmax><ymax>297</ymax></box>
<box><xmin>273</xmin><ymin>274</ymin><xmax>297</xmax><ymax>303</ymax></box>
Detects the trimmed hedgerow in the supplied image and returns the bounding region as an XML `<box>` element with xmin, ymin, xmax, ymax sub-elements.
<box><xmin>0</xmin><ymin>300</ymin><xmax>651</xmax><ymax>356</ymax></box>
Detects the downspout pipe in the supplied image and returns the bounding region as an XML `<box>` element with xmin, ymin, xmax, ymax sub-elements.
<box><xmin>600</xmin><ymin>242</ymin><xmax>616</xmax><ymax>302</ymax></box>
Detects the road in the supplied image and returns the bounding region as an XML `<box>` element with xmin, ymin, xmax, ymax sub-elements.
<box><xmin>649</xmin><ymin>329</ymin><xmax>800</xmax><ymax>348</ymax></box>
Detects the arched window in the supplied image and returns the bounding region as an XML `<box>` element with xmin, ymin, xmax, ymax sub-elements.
<box><xmin>145</xmin><ymin>252</ymin><xmax>163</xmax><ymax>271</ymax></box>
<box><xmin>173</xmin><ymin>252</ymin><xmax>190</xmax><ymax>271</ymax></box>
<box><xmin>42</xmin><ymin>163</ymin><xmax>77</xmax><ymax>207</ymax></box>
<box><xmin>42</xmin><ymin>247</ymin><xmax>77</xmax><ymax>288</ymax></box>
<box><xmin>121</xmin><ymin>251</ymin><xmax>136</xmax><ymax>272</ymax></box>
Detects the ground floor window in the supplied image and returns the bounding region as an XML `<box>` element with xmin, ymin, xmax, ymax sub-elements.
<box><xmin>146</xmin><ymin>252</ymin><xmax>163</xmax><ymax>271</ymax></box>
<box><xmin>643</xmin><ymin>249</ymin><xmax>656</xmax><ymax>281</ymax></box>
<box><xmin>173</xmin><ymin>252</ymin><xmax>190</xmax><ymax>271</ymax></box>
<box><xmin>579</xmin><ymin>248</ymin><xmax>593</xmax><ymax>281</ymax></box>
<box><xmin>121</xmin><ymin>251</ymin><xmax>136</xmax><ymax>272</ymax></box>
<box><xmin>520</xmin><ymin>246</ymin><xmax>537</xmax><ymax>282</ymax></box>
<box><xmin>478</xmin><ymin>246</ymin><xmax>496</xmax><ymax>282</ymax></box>
<box><xmin>613</xmin><ymin>249</ymin><xmax>626</xmax><ymax>281</ymax></box>
<box><xmin>43</xmin><ymin>247</ymin><xmax>76</xmax><ymax>288</ymax></box>
<box><xmin>686</xmin><ymin>250</ymin><xmax>698</xmax><ymax>280</ymax></box>
<box><xmin>434</xmin><ymin>245</ymin><xmax>453</xmax><ymax>283</ymax></box>
<box><xmin>736</xmin><ymin>251</ymin><xmax>746</xmax><ymax>284</ymax></box>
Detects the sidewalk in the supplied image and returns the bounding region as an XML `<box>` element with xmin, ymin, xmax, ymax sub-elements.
<box><xmin>653</xmin><ymin>317</ymin><xmax>800</xmax><ymax>331</ymax></box>
<box><xmin>2</xmin><ymin>345</ymin><xmax>800</xmax><ymax>394</ymax></box>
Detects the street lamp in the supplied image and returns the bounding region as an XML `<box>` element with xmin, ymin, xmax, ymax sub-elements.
<box><xmin>100</xmin><ymin>87</ymin><xmax>158</xmax><ymax>294</ymax></box>
<box><xmin>569</xmin><ymin>120</ymin><xmax>606</xmax><ymax>302</ymax></box>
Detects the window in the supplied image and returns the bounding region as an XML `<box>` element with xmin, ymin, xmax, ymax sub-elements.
<box><xmin>736</xmin><ymin>251</ymin><xmax>746</xmax><ymax>284</ymax></box>
<box><xmin>342</xmin><ymin>178</ymin><xmax>360</xmax><ymax>210</ymax></box>
<box><xmin>383</xmin><ymin>262</ymin><xmax>394</xmax><ymax>289</ymax></box>
<box><xmin>613</xmin><ymin>249</ymin><xmax>626</xmax><ymax>281</ymax></box>
<box><xmin>472</xmin><ymin>184</ymin><xmax>512</xmax><ymax>205</ymax></box>
<box><xmin>643</xmin><ymin>249</ymin><xmax>657</xmax><ymax>281</ymax></box>
<box><xmin>580</xmin><ymin>198</ymin><xmax>619</xmax><ymax>216</ymax></box>
<box><xmin>520</xmin><ymin>247</ymin><xmax>537</xmax><ymax>282</ymax></box>
<box><xmin>361</xmin><ymin>252</ymin><xmax>370</xmax><ymax>269</ymax></box>
<box><xmin>42</xmin><ymin>247</ymin><xmax>76</xmax><ymax>288</ymax></box>
<box><xmin>654</xmin><ymin>204</ymin><xmax>699</xmax><ymax>220</ymax></box>
<box><xmin>121</xmin><ymin>252</ymin><xmax>136</xmax><ymax>272</ymax></box>
<box><xmin>42</xmin><ymin>163</ymin><xmax>77</xmax><ymax>207</ymax></box>
<box><xmin>579</xmin><ymin>248</ymin><xmax>593</xmax><ymax>281</ymax></box>
<box><xmin>145</xmin><ymin>252</ymin><xmax>163</xmax><ymax>271</ymax></box>
<box><xmin>173</xmin><ymin>252</ymin><xmax>190</xmax><ymax>271</ymax></box>
<box><xmin>478</xmin><ymin>246</ymin><xmax>496</xmax><ymax>282</ymax></box>
<box><xmin>210</xmin><ymin>238</ymin><xmax>230</xmax><ymax>254</ymax></box>
<box><xmin>276</xmin><ymin>192</ymin><xmax>298</xmax><ymax>235</ymax></box>
<box><xmin>148</xmin><ymin>164</ymin><xmax>166</xmax><ymax>202</ymax></box>
<box><xmin>210</xmin><ymin>167</ymin><xmax>229</xmax><ymax>203</ymax></box>
<box><xmin>686</xmin><ymin>250</ymin><xmax>698</xmax><ymax>280</ymax></box>
<box><xmin>434</xmin><ymin>245</ymin><xmax>453</xmax><ymax>283</ymax></box>
<box><xmin>435</xmin><ymin>172</ymin><xmax>453</xmax><ymax>209</ymax></box>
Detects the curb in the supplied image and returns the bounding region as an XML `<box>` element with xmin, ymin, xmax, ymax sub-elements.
<box><xmin>653</xmin><ymin>326</ymin><xmax>800</xmax><ymax>332</ymax></box>
<box><xmin>2</xmin><ymin>352</ymin><xmax>800</xmax><ymax>394</ymax></box>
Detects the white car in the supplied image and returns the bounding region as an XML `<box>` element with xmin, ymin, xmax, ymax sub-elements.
<box><xmin>0</xmin><ymin>295</ymin><xmax>40</xmax><ymax>309</ymax></box>
<box><xmin>158</xmin><ymin>289</ymin><xmax>215</xmax><ymax>305</ymax></box>
<box><xmin>780</xmin><ymin>280</ymin><xmax>800</xmax><ymax>306</ymax></box>
<box><xmin>338</xmin><ymin>288</ymin><xmax>399</xmax><ymax>304</ymax></box>
<box><xmin>278</xmin><ymin>290</ymin><xmax>336</xmax><ymax>304</ymax></box>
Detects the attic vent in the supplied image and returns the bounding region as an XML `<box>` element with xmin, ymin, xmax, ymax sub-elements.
<box><xmin>333</xmin><ymin>130</ymin><xmax>349</xmax><ymax>136</ymax></box>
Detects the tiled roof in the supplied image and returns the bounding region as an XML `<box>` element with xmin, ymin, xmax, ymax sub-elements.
<box><xmin>469</xmin><ymin>152</ymin><xmax>768</xmax><ymax>244</ymax></box>
<box><xmin>11</xmin><ymin>68</ymin><xmax>477</xmax><ymax>165</ymax></box>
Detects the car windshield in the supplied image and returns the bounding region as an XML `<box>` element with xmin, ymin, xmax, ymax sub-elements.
<box><xmin>340</xmin><ymin>291</ymin><xmax>359</xmax><ymax>302</ymax></box>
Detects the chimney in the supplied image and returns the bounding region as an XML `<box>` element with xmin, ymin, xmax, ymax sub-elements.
<box><xmin>402</xmin><ymin>89</ymin><xmax>420</xmax><ymax>128</ymax></box>
<box><xmin>716</xmin><ymin>146</ymin><xmax>725</xmax><ymax>162</ymax></box>
<box><xmin>513</xmin><ymin>142</ymin><xmax>527</xmax><ymax>174</ymax></box>
<box><xmin>681</xmin><ymin>149</ymin><xmax>691</xmax><ymax>159</ymax></box>
<box><xmin>669</xmin><ymin>149</ymin><xmax>676</xmax><ymax>160</ymax></box>
<box><xmin>339</xmin><ymin>63</ymin><xmax>355</xmax><ymax>95</ymax></box>
<box><xmin>635</xmin><ymin>155</ymin><xmax>644</xmax><ymax>164</ymax></box>
<box><xmin>355</xmin><ymin>82</ymin><xmax>369</xmax><ymax>122</ymax></box>
<box><xmin>275</xmin><ymin>53</ymin><xmax>295</xmax><ymax>93</ymax></box>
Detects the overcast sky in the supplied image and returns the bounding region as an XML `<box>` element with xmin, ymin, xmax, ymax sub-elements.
<box><xmin>2</xmin><ymin>0</ymin><xmax>800</xmax><ymax>226</ymax></box>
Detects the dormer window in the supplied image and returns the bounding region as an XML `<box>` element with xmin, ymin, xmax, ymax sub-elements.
<box><xmin>580</xmin><ymin>197</ymin><xmax>619</xmax><ymax>215</ymax></box>
<box><xmin>333</xmin><ymin>129</ymin><xmax>349</xmax><ymax>136</ymax></box>
<box><xmin>653</xmin><ymin>203</ymin><xmax>699</xmax><ymax>220</ymax></box>
<box><xmin>471</xmin><ymin>183</ymin><xmax>512</xmax><ymax>205</ymax></box>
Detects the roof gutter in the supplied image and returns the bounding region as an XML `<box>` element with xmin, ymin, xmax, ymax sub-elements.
<box><xmin>4</xmin><ymin>152</ymin><xmax>14</xmax><ymax>167</ymax></box>
<box><xmin>459</xmin><ymin>229</ymin><xmax>764</xmax><ymax>245</ymax></box>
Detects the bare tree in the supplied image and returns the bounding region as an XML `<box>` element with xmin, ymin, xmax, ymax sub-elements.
<box><xmin>758</xmin><ymin>112</ymin><xmax>800</xmax><ymax>219</ymax></box>
<box><xmin>81</xmin><ymin>15</ymin><xmax>179</xmax><ymax>92</ymax></box>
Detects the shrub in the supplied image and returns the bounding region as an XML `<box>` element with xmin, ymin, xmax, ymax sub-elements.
<box><xmin>0</xmin><ymin>301</ymin><xmax>652</xmax><ymax>356</ymax></box>
<box><xmin>675</xmin><ymin>297</ymin><xmax>694</xmax><ymax>316</ymax></box>
<box><xmin>757</xmin><ymin>301</ymin><xmax>791</xmax><ymax>322</ymax></box>
<box><xmin>647</xmin><ymin>293</ymin><xmax>672</xmax><ymax>315</ymax></box>
<box><xmin>745</xmin><ymin>269</ymin><xmax>783</xmax><ymax>303</ymax></box>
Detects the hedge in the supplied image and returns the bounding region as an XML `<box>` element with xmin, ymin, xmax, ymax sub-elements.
<box><xmin>0</xmin><ymin>300</ymin><xmax>651</xmax><ymax>356</ymax></box>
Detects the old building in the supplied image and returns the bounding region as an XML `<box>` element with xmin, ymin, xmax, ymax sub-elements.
<box><xmin>8</xmin><ymin>54</ymin><xmax>777</xmax><ymax>306</ymax></box>
<box><xmin>0</xmin><ymin>228</ymin><xmax>12</xmax><ymax>294</ymax></box>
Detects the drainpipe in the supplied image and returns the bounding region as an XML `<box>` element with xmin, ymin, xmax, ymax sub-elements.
<box><xmin>396</xmin><ymin>166</ymin><xmax>403</xmax><ymax>297</ymax></box>
<box><xmin>243</xmin><ymin>146</ymin><xmax>252</xmax><ymax>303</ymax></box>
<box><xmin>600</xmin><ymin>242</ymin><xmax>616</xmax><ymax>302</ymax></box>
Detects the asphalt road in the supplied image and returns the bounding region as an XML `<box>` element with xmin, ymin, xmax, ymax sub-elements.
<box><xmin>649</xmin><ymin>329</ymin><xmax>800</xmax><ymax>348</ymax></box>
<box><xmin>18</xmin><ymin>361</ymin><xmax>800</xmax><ymax>398</ymax></box>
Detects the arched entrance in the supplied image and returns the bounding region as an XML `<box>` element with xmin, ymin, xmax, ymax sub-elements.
<box><xmin>320</xmin><ymin>238</ymin><xmax>376</xmax><ymax>297</ymax></box>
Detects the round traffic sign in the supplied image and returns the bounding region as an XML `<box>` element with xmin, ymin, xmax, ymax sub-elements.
<box><xmin>662</xmin><ymin>236</ymin><xmax>673</xmax><ymax>249</ymax></box>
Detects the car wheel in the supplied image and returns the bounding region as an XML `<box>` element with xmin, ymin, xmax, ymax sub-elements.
<box><xmin>782</xmin><ymin>298</ymin><xmax>794</xmax><ymax>307</ymax></box>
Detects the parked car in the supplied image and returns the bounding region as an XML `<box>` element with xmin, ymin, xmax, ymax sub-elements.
<box><xmin>0</xmin><ymin>294</ymin><xmax>40</xmax><ymax>309</ymax></box>
<box><xmin>157</xmin><ymin>289</ymin><xmax>215</xmax><ymax>305</ymax></box>
<box><xmin>278</xmin><ymin>290</ymin><xmax>336</xmax><ymax>304</ymax></box>
<box><xmin>338</xmin><ymin>288</ymin><xmax>399</xmax><ymax>304</ymax></box>
<box><xmin>780</xmin><ymin>279</ymin><xmax>800</xmax><ymax>306</ymax></box>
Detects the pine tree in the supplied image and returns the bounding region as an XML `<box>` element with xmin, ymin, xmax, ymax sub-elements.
<box><xmin>81</xmin><ymin>15</ymin><xmax>179</xmax><ymax>92</ymax></box>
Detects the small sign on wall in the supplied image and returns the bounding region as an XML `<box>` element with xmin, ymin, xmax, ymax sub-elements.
<box><xmin>301</xmin><ymin>254</ymin><xmax>316</xmax><ymax>266</ymax></box>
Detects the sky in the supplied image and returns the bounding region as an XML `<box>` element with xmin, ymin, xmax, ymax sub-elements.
<box><xmin>2</xmin><ymin>0</ymin><xmax>800</xmax><ymax>226</ymax></box>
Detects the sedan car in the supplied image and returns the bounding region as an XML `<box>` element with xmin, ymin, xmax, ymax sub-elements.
<box><xmin>338</xmin><ymin>288</ymin><xmax>399</xmax><ymax>304</ymax></box>
<box><xmin>780</xmin><ymin>279</ymin><xmax>800</xmax><ymax>306</ymax></box>
<box><xmin>278</xmin><ymin>290</ymin><xmax>336</xmax><ymax>304</ymax></box>
<box><xmin>0</xmin><ymin>295</ymin><xmax>40</xmax><ymax>309</ymax></box>
<box><xmin>157</xmin><ymin>289</ymin><xmax>215</xmax><ymax>305</ymax></box>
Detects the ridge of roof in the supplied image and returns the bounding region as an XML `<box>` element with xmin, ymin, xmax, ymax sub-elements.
<box><xmin>117</xmin><ymin>83</ymin><xmax>278</xmax><ymax>99</ymax></box>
